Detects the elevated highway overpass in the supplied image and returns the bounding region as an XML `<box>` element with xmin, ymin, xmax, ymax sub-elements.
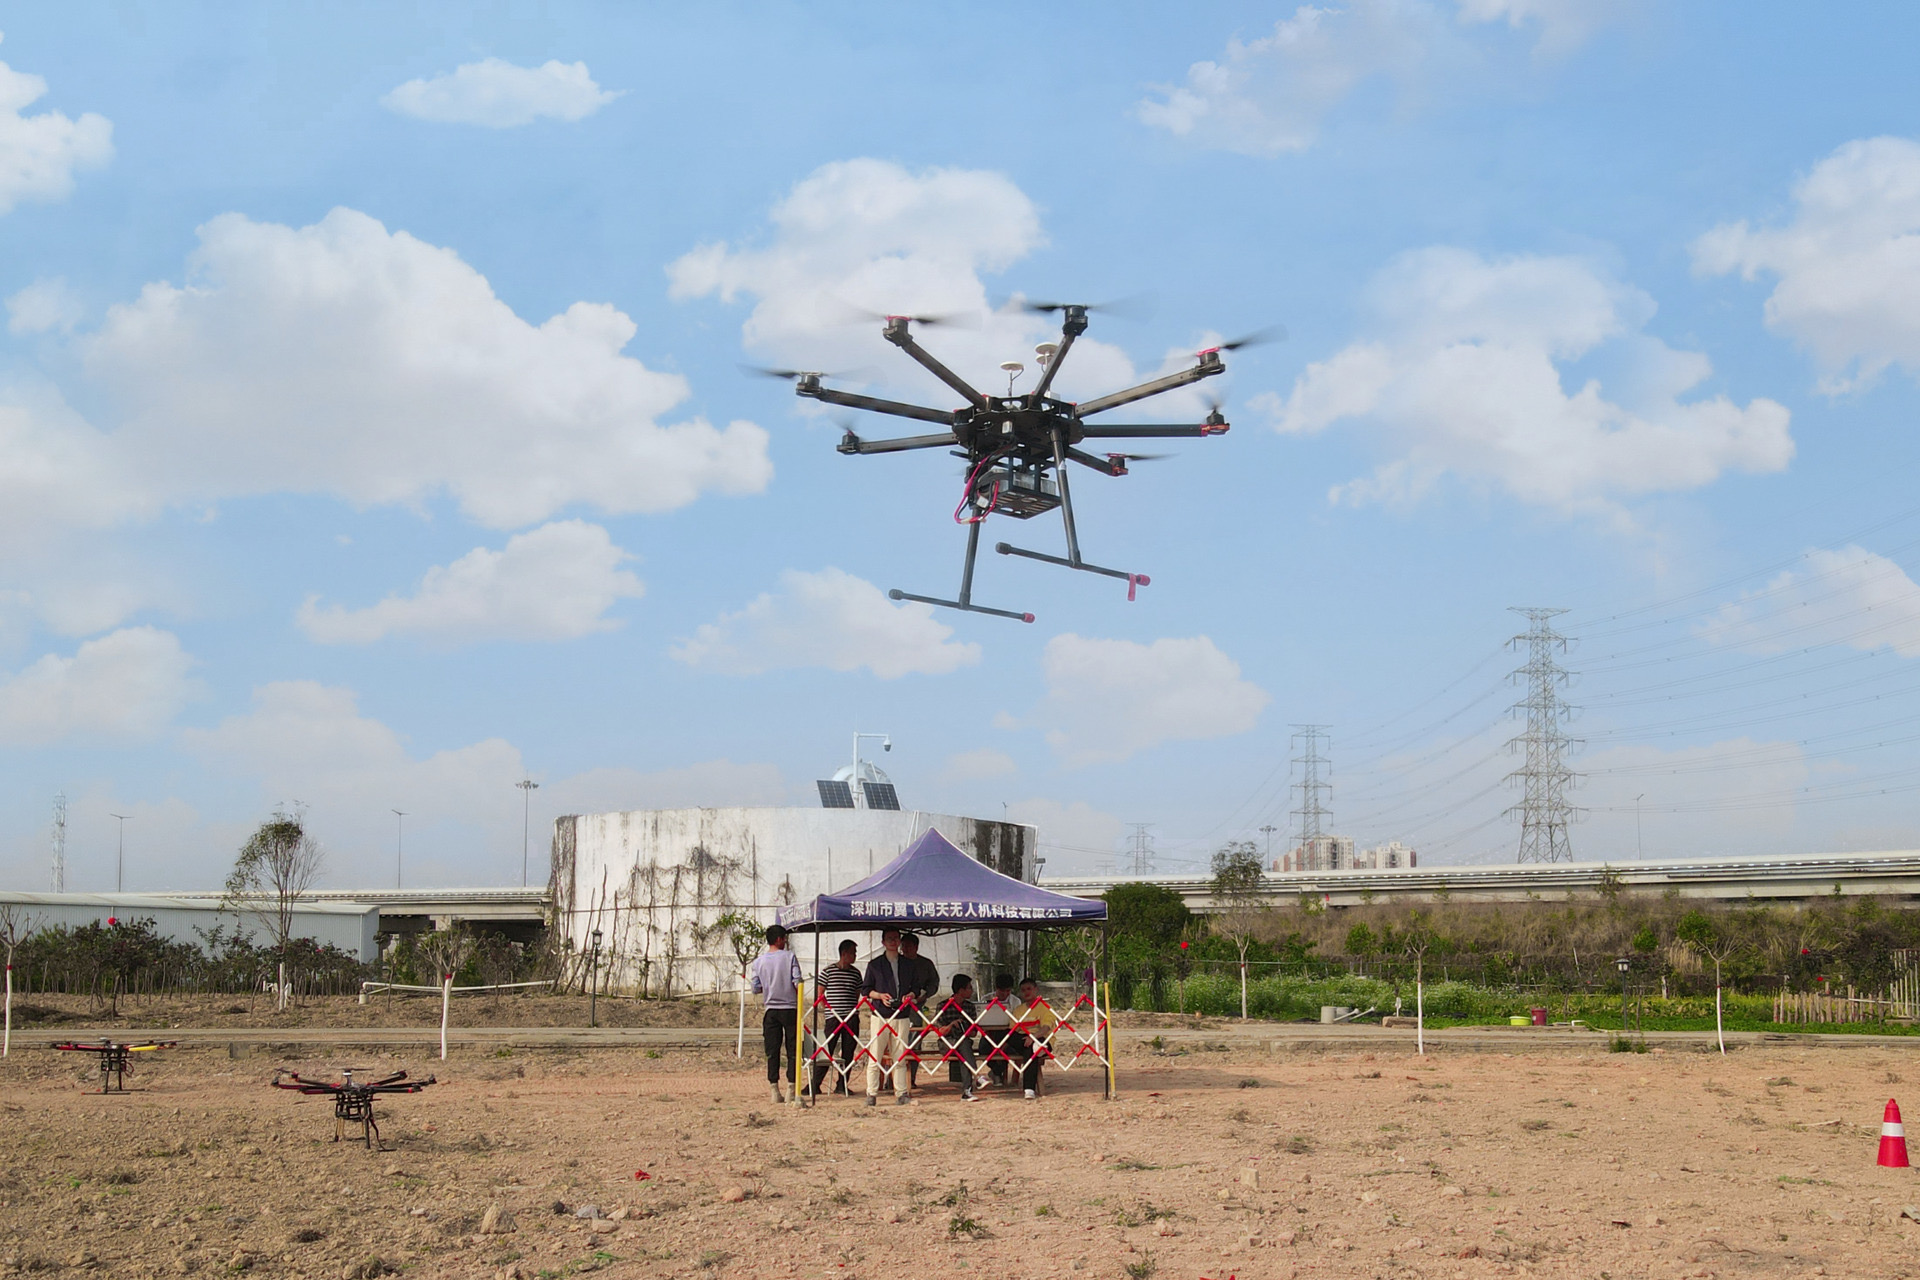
<box><xmin>1039</xmin><ymin>850</ymin><xmax>1920</xmax><ymax>912</ymax></box>
<box><xmin>157</xmin><ymin>887</ymin><xmax>552</xmax><ymax>941</ymax></box>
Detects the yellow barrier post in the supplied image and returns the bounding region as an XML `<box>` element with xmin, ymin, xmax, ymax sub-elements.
<box><xmin>793</xmin><ymin>980</ymin><xmax>805</xmax><ymax>1107</ymax></box>
<box><xmin>1103</xmin><ymin>980</ymin><xmax>1116</xmax><ymax>1100</ymax></box>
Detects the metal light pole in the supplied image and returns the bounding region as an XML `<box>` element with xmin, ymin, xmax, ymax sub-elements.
<box><xmin>588</xmin><ymin>928</ymin><xmax>603</xmax><ymax>1029</ymax></box>
<box><xmin>108</xmin><ymin>813</ymin><xmax>131</xmax><ymax>892</ymax></box>
<box><xmin>392</xmin><ymin>810</ymin><xmax>407</xmax><ymax>889</ymax></box>
<box><xmin>1634</xmin><ymin>794</ymin><xmax>1645</xmax><ymax>859</ymax></box>
<box><xmin>516</xmin><ymin>780</ymin><xmax>539</xmax><ymax>888</ymax></box>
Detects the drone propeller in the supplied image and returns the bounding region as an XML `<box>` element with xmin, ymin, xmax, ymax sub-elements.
<box><xmin>1203</xmin><ymin>325</ymin><xmax>1287</xmax><ymax>354</ymax></box>
<box><xmin>1007</xmin><ymin>293</ymin><xmax>1153</xmax><ymax>319</ymax></box>
<box><xmin>842</xmin><ymin>305</ymin><xmax>979</xmax><ymax>329</ymax></box>
<box><xmin>740</xmin><ymin>364</ymin><xmax>867</xmax><ymax>382</ymax></box>
<box><xmin>1107</xmin><ymin>452</ymin><xmax>1171</xmax><ymax>463</ymax></box>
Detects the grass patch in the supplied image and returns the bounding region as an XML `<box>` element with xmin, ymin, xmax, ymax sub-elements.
<box><xmin>1283</xmin><ymin>1135</ymin><xmax>1314</xmax><ymax>1154</ymax></box>
<box><xmin>1519</xmin><ymin>1119</ymin><xmax>1552</xmax><ymax>1132</ymax></box>
<box><xmin>1123</xmin><ymin>1254</ymin><xmax>1158</xmax><ymax>1280</ymax></box>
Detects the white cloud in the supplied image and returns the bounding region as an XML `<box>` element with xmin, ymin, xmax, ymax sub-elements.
<box><xmin>183</xmin><ymin>680</ymin><xmax>526</xmax><ymax>886</ymax></box>
<box><xmin>80</xmin><ymin>207</ymin><xmax>769</xmax><ymax>529</ymax></box>
<box><xmin>1455</xmin><ymin>0</ymin><xmax>1631</xmax><ymax>57</ymax></box>
<box><xmin>1006</xmin><ymin>798</ymin><xmax>1125</xmax><ymax>876</ymax></box>
<box><xmin>542</xmin><ymin>760</ymin><xmax>790</xmax><ymax>814</ymax></box>
<box><xmin>1697</xmin><ymin>546</ymin><xmax>1920</xmax><ymax>658</ymax></box>
<box><xmin>381</xmin><ymin>58</ymin><xmax>621</xmax><ymax>128</ymax></box>
<box><xmin>942</xmin><ymin>747</ymin><xmax>1017</xmax><ymax>783</ymax></box>
<box><xmin>1137</xmin><ymin>0</ymin><xmax>1624</xmax><ymax>156</ymax></box>
<box><xmin>670</xmin><ymin>567</ymin><xmax>980</xmax><ymax>680</ymax></box>
<box><xmin>180</xmin><ymin>680</ymin><xmax>792</xmax><ymax>887</ymax></box>
<box><xmin>6</xmin><ymin>277</ymin><xmax>83</xmax><ymax>334</ymax></box>
<box><xmin>1035</xmin><ymin>634</ymin><xmax>1267</xmax><ymax>766</ymax></box>
<box><xmin>1260</xmin><ymin>247</ymin><xmax>1793</xmax><ymax>513</ymax></box>
<box><xmin>0</xmin><ymin>38</ymin><xmax>111</xmax><ymax>214</ymax></box>
<box><xmin>1137</xmin><ymin>2</ymin><xmax>1441</xmax><ymax>156</ymax></box>
<box><xmin>669</xmin><ymin>159</ymin><xmax>1209</xmax><ymax>417</ymax></box>
<box><xmin>0</xmin><ymin>387</ymin><xmax>149</xmax><ymax>555</ymax></box>
<box><xmin>297</xmin><ymin>520</ymin><xmax>643</xmax><ymax>646</ymax></box>
<box><xmin>1693</xmin><ymin>136</ymin><xmax>1920</xmax><ymax>393</ymax></box>
<box><xmin>0</xmin><ymin>626</ymin><xmax>194</xmax><ymax>744</ymax></box>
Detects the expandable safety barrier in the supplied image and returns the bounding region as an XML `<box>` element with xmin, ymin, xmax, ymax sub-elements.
<box><xmin>798</xmin><ymin>985</ymin><xmax>1114</xmax><ymax>1103</ymax></box>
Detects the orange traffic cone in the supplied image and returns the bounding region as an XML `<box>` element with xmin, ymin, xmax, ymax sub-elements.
<box><xmin>1879</xmin><ymin>1099</ymin><xmax>1909</xmax><ymax>1168</ymax></box>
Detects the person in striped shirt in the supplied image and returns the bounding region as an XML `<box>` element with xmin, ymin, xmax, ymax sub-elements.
<box><xmin>812</xmin><ymin>939</ymin><xmax>863</xmax><ymax>1096</ymax></box>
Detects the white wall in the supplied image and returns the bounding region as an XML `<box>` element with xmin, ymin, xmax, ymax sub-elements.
<box><xmin>551</xmin><ymin>807</ymin><xmax>1036</xmax><ymax>997</ymax></box>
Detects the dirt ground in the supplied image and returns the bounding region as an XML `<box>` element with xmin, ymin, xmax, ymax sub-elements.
<box><xmin>4</xmin><ymin>1036</ymin><xmax>1920</xmax><ymax>1280</ymax></box>
<box><xmin>3</xmin><ymin>992</ymin><xmax>743</xmax><ymax>1030</ymax></box>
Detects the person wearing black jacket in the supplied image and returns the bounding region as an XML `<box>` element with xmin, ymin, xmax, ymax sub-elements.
<box><xmin>899</xmin><ymin>932</ymin><xmax>940</xmax><ymax>1089</ymax></box>
<box><xmin>861</xmin><ymin>928</ymin><xmax>912</xmax><ymax>1104</ymax></box>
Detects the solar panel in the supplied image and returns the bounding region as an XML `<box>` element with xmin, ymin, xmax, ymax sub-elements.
<box><xmin>862</xmin><ymin>781</ymin><xmax>901</xmax><ymax>811</ymax></box>
<box><xmin>816</xmin><ymin>779</ymin><xmax>855</xmax><ymax>809</ymax></box>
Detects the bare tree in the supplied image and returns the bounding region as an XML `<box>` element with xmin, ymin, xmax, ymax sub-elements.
<box><xmin>709</xmin><ymin>910</ymin><xmax>767</xmax><ymax>1058</ymax></box>
<box><xmin>221</xmin><ymin>809</ymin><xmax>324</xmax><ymax>1011</ymax></box>
<box><xmin>0</xmin><ymin>905</ymin><xmax>40</xmax><ymax>1058</ymax></box>
<box><xmin>1394</xmin><ymin>910</ymin><xmax>1445</xmax><ymax>1057</ymax></box>
<box><xmin>1677</xmin><ymin>909</ymin><xmax>1742</xmax><ymax>1055</ymax></box>
<box><xmin>1209</xmin><ymin>841</ymin><xmax>1266</xmax><ymax>1021</ymax></box>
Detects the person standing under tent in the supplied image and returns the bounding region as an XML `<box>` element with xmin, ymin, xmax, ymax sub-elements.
<box><xmin>899</xmin><ymin>932</ymin><xmax>940</xmax><ymax>1089</ymax></box>
<box><xmin>813</xmin><ymin>939</ymin><xmax>863</xmax><ymax>1096</ymax></box>
<box><xmin>861</xmin><ymin>928</ymin><xmax>912</xmax><ymax>1106</ymax></box>
<box><xmin>1011</xmin><ymin>976</ymin><xmax>1060</xmax><ymax>1100</ymax></box>
<box><xmin>749</xmin><ymin>924</ymin><xmax>804</xmax><ymax>1105</ymax></box>
<box><xmin>975</xmin><ymin>972</ymin><xmax>1017</xmax><ymax>1087</ymax></box>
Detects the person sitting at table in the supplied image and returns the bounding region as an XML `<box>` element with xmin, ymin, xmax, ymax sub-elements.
<box><xmin>974</xmin><ymin>972</ymin><xmax>1017</xmax><ymax>1087</ymax></box>
<box><xmin>931</xmin><ymin>973</ymin><xmax>984</xmax><ymax>1102</ymax></box>
<box><xmin>1011</xmin><ymin>975</ymin><xmax>1059</xmax><ymax>1100</ymax></box>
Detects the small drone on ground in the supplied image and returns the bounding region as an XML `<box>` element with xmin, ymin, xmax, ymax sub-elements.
<box><xmin>51</xmin><ymin>1038</ymin><xmax>176</xmax><ymax>1093</ymax></box>
<box><xmin>762</xmin><ymin>302</ymin><xmax>1271</xmax><ymax>622</ymax></box>
<box><xmin>272</xmin><ymin>1068</ymin><xmax>436</xmax><ymax>1150</ymax></box>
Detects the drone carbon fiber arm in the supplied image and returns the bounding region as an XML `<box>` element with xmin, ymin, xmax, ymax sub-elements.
<box><xmin>1063</xmin><ymin>446</ymin><xmax>1125</xmax><ymax>475</ymax></box>
<box><xmin>1029</xmin><ymin>306</ymin><xmax>1089</xmax><ymax>403</ymax></box>
<box><xmin>883</xmin><ymin>317</ymin><xmax>990</xmax><ymax>409</ymax></box>
<box><xmin>839</xmin><ymin>431</ymin><xmax>958</xmax><ymax>454</ymax></box>
<box><xmin>1073</xmin><ymin>351</ymin><xmax>1225</xmax><ymax>417</ymax></box>
<box><xmin>1077</xmin><ymin>421</ymin><xmax>1229</xmax><ymax>438</ymax></box>
<box><xmin>800</xmin><ymin>383</ymin><xmax>957</xmax><ymax>427</ymax></box>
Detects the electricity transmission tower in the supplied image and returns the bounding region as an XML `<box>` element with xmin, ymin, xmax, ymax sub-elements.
<box><xmin>1290</xmin><ymin>725</ymin><xmax>1332</xmax><ymax>866</ymax></box>
<box><xmin>1124</xmin><ymin>823</ymin><xmax>1156</xmax><ymax>876</ymax></box>
<box><xmin>1504</xmin><ymin>608</ymin><xmax>1581</xmax><ymax>863</ymax></box>
<box><xmin>50</xmin><ymin>792</ymin><xmax>66</xmax><ymax>892</ymax></box>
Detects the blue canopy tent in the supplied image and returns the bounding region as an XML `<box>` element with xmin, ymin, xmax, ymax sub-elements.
<box><xmin>776</xmin><ymin>829</ymin><xmax>1114</xmax><ymax>1100</ymax></box>
<box><xmin>777</xmin><ymin>828</ymin><xmax>1107</xmax><ymax>932</ymax></box>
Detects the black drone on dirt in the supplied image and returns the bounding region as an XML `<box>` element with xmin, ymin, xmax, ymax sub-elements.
<box><xmin>51</xmin><ymin>1037</ymin><xmax>176</xmax><ymax>1093</ymax></box>
<box><xmin>760</xmin><ymin>302</ymin><xmax>1274</xmax><ymax>622</ymax></box>
<box><xmin>272</xmin><ymin>1067</ymin><xmax>435</xmax><ymax>1150</ymax></box>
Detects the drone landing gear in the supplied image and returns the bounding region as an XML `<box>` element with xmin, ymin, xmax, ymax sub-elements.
<box><xmin>997</xmin><ymin>425</ymin><xmax>1150</xmax><ymax>600</ymax></box>
<box><xmin>994</xmin><ymin>544</ymin><xmax>1150</xmax><ymax>599</ymax></box>
<box><xmin>889</xmin><ymin>520</ymin><xmax>1035</xmax><ymax>623</ymax></box>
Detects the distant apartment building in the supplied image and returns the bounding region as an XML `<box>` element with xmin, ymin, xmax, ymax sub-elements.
<box><xmin>1274</xmin><ymin>837</ymin><xmax>1417</xmax><ymax>872</ymax></box>
<box><xmin>1353</xmin><ymin>841</ymin><xmax>1418</xmax><ymax>869</ymax></box>
<box><xmin>1278</xmin><ymin>835</ymin><xmax>1355</xmax><ymax>872</ymax></box>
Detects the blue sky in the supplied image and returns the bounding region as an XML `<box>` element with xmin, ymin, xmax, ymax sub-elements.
<box><xmin>9</xmin><ymin>2</ymin><xmax>1920</xmax><ymax>890</ymax></box>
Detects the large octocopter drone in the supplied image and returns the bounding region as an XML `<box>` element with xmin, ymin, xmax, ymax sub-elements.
<box><xmin>758</xmin><ymin>302</ymin><xmax>1276</xmax><ymax>622</ymax></box>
